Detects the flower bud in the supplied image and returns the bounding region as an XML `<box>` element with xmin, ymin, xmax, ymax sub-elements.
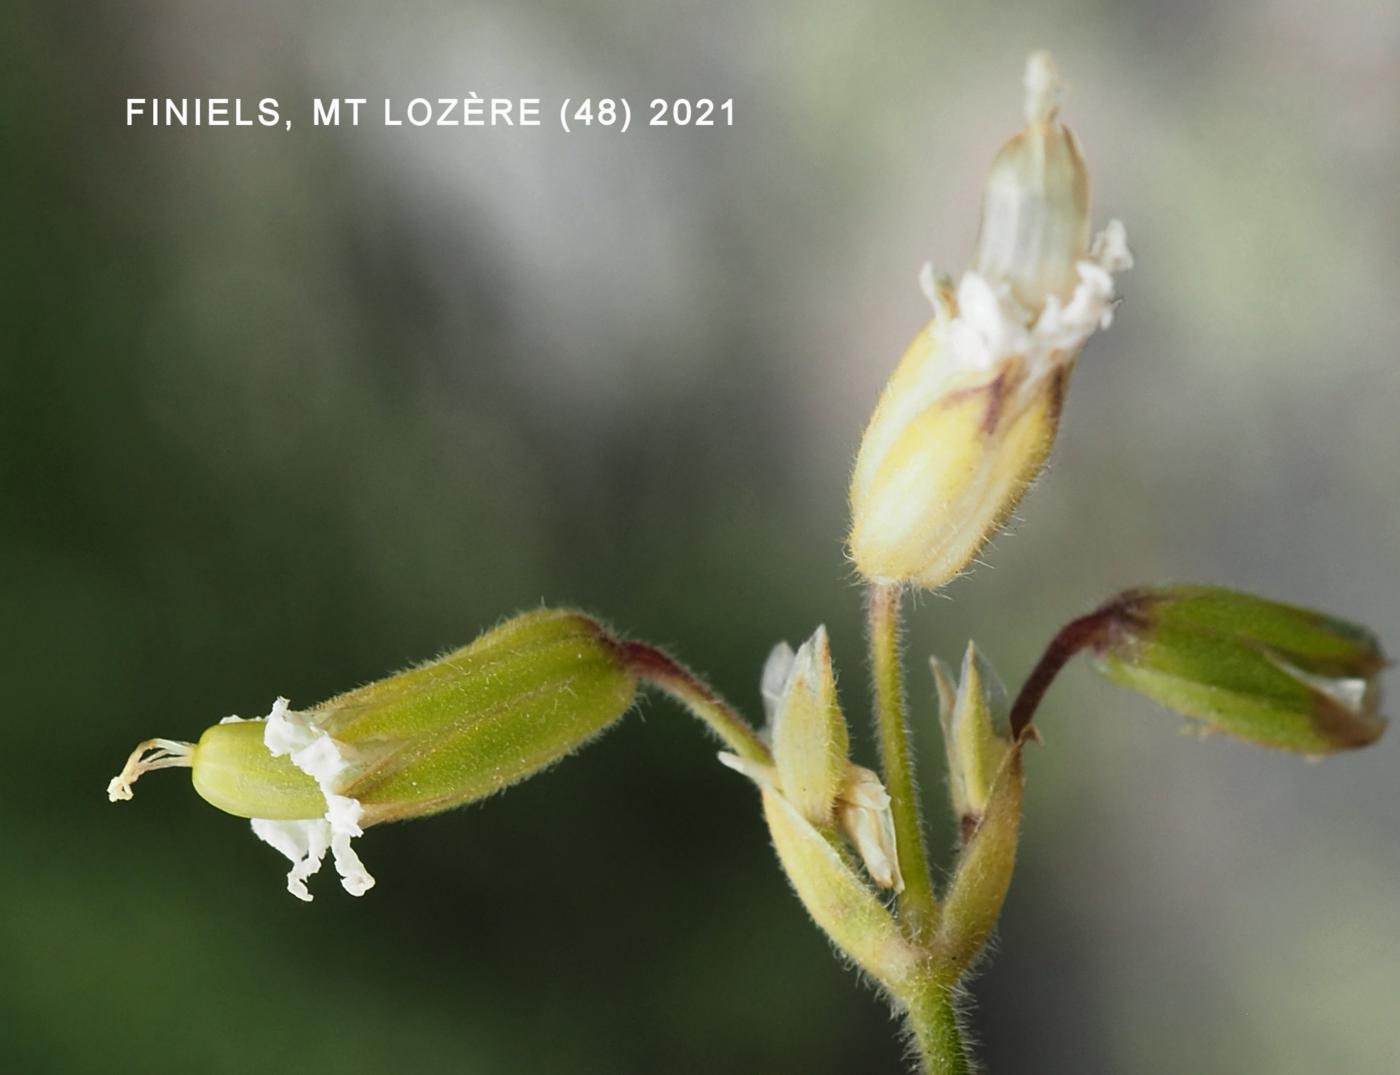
<box><xmin>720</xmin><ymin>628</ymin><xmax>904</xmax><ymax>892</ymax></box>
<box><xmin>848</xmin><ymin>52</ymin><xmax>1131</xmax><ymax>591</ymax></box>
<box><xmin>932</xmin><ymin>643</ymin><xmax>1014</xmax><ymax>841</ymax></box>
<box><xmin>929</xmin><ymin>644</ymin><xmax>1025</xmax><ymax>974</ymax></box>
<box><xmin>763</xmin><ymin>626</ymin><xmax>850</xmax><ymax>826</ymax></box>
<box><xmin>1090</xmin><ymin>586</ymin><xmax>1387</xmax><ymax>754</ymax></box>
<box><xmin>108</xmin><ymin>609</ymin><xmax>638</xmax><ymax>900</ymax></box>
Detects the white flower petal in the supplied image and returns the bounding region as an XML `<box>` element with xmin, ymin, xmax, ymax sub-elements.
<box><xmin>331</xmin><ymin>831</ymin><xmax>376</xmax><ymax>896</ymax></box>
<box><xmin>325</xmin><ymin>793</ymin><xmax>365</xmax><ymax>837</ymax></box>
<box><xmin>259</xmin><ymin>697</ymin><xmax>373</xmax><ymax>898</ymax></box>
<box><xmin>837</xmin><ymin>765</ymin><xmax>905</xmax><ymax>893</ymax></box>
<box><xmin>1091</xmin><ymin>219</ymin><xmax>1133</xmax><ymax>272</ymax></box>
<box><xmin>944</xmin><ymin>222</ymin><xmax>1131</xmax><ymax>387</ymax></box>
<box><xmin>841</xmin><ymin>801</ymin><xmax>899</xmax><ymax>891</ymax></box>
<box><xmin>251</xmin><ymin>818</ymin><xmax>331</xmax><ymax>903</ymax></box>
<box><xmin>291</xmin><ymin>734</ymin><xmax>352</xmax><ymax>788</ymax></box>
<box><xmin>760</xmin><ymin>642</ymin><xmax>797</xmax><ymax>726</ymax></box>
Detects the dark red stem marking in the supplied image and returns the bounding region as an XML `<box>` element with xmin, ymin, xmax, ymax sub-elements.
<box><xmin>1008</xmin><ymin>594</ymin><xmax>1150</xmax><ymax>740</ymax></box>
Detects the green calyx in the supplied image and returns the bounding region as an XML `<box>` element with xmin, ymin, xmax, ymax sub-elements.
<box><xmin>112</xmin><ymin>609</ymin><xmax>640</xmax><ymax>826</ymax></box>
<box><xmin>320</xmin><ymin>609</ymin><xmax>638</xmax><ymax>822</ymax></box>
<box><xmin>1094</xmin><ymin>585</ymin><xmax>1387</xmax><ymax>754</ymax></box>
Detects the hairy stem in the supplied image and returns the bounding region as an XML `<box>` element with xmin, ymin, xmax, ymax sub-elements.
<box><xmin>623</xmin><ymin>641</ymin><xmax>772</xmax><ymax>764</ymax></box>
<box><xmin>1007</xmin><ymin>604</ymin><xmax>1121</xmax><ymax>739</ymax></box>
<box><xmin>905</xmin><ymin>979</ymin><xmax>972</xmax><ymax>1075</ymax></box>
<box><xmin>867</xmin><ymin>583</ymin><xmax>939</xmax><ymax>941</ymax></box>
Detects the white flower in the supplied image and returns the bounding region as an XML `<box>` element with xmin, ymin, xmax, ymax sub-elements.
<box><xmin>934</xmin><ymin>216</ymin><xmax>1132</xmax><ymax>390</ymax></box>
<box><xmin>850</xmin><ymin>51</ymin><xmax>1133</xmax><ymax>592</ymax></box>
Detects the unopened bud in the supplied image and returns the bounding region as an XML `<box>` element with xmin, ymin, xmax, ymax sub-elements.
<box><xmin>931</xmin><ymin>645</ymin><xmax>1025</xmax><ymax>974</ymax></box>
<box><xmin>721</xmin><ymin>629</ymin><xmax>903</xmax><ymax>892</ymax></box>
<box><xmin>108</xmin><ymin>609</ymin><xmax>638</xmax><ymax>900</ymax></box>
<box><xmin>764</xmin><ymin>627</ymin><xmax>850</xmax><ymax>826</ymax></box>
<box><xmin>848</xmin><ymin>52</ymin><xmax>1131</xmax><ymax>591</ymax></box>
<box><xmin>932</xmin><ymin>643</ymin><xmax>1013</xmax><ymax>841</ymax></box>
<box><xmin>1091</xmin><ymin>586</ymin><xmax>1387</xmax><ymax>755</ymax></box>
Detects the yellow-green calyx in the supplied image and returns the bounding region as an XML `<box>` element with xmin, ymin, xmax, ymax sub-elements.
<box><xmin>108</xmin><ymin>609</ymin><xmax>638</xmax><ymax>900</ymax></box>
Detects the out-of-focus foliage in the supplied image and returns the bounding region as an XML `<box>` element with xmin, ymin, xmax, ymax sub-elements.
<box><xmin>3</xmin><ymin>2</ymin><xmax>1397</xmax><ymax>1072</ymax></box>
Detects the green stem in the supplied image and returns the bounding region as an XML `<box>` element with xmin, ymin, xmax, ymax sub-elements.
<box><xmin>905</xmin><ymin>979</ymin><xmax>972</xmax><ymax>1075</ymax></box>
<box><xmin>867</xmin><ymin>583</ymin><xmax>939</xmax><ymax>941</ymax></box>
<box><xmin>623</xmin><ymin>641</ymin><xmax>772</xmax><ymax>764</ymax></box>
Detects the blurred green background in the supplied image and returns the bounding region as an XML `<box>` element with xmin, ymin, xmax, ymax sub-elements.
<box><xmin>5</xmin><ymin>1</ymin><xmax>1398</xmax><ymax>1072</ymax></box>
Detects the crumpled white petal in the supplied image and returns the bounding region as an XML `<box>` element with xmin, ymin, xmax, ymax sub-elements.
<box><xmin>248</xmin><ymin>697</ymin><xmax>376</xmax><ymax>900</ymax></box>
<box><xmin>330</xmin><ymin>831</ymin><xmax>375</xmax><ymax>897</ymax></box>
<box><xmin>250</xmin><ymin>818</ymin><xmax>332</xmax><ymax>903</ymax></box>
<box><xmin>933</xmin><ymin>218</ymin><xmax>1132</xmax><ymax>385</ymax></box>
<box><xmin>1091</xmin><ymin>218</ymin><xmax>1134</xmax><ymax>273</ymax></box>
<box><xmin>947</xmin><ymin>272</ymin><xmax>1035</xmax><ymax>372</ymax></box>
